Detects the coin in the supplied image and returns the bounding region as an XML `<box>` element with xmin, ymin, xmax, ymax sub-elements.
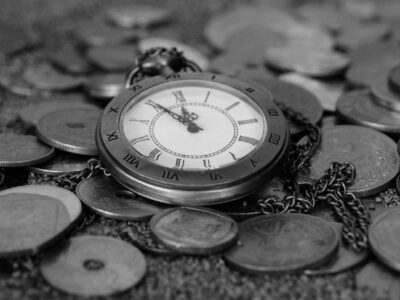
<box><xmin>85</xmin><ymin>73</ymin><xmax>125</xmax><ymax>99</ymax></box>
<box><xmin>40</xmin><ymin>236</ymin><xmax>146</xmax><ymax>296</ymax></box>
<box><xmin>0</xmin><ymin>185</ymin><xmax>81</xmax><ymax>257</ymax></box>
<box><xmin>0</xmin><ymin>133</ymin><xmax>54</xmax><ymax>167</ymax></box>
<box><xmin>18</xmin><ymin>100</ymin><xmax>97</xmax><ymax>128</ymax></box>
<box><xmin>319</xmin><ymin>116</ymin><xmax>339</xmax><ymax>129</ymax></box>
<box><xmin>138</xmin><ymin>37</ymin><xmax>209</xmax><ymax>70</ymax></box>
<box><xmin>86</xmin><ymin>44</ymin><xmax>138</xmax><ymax>72</ymax></box>
<box><xmin>264</xmin><ymin>79</ymin><xmax>323</xmax><ymax>138</ymax></box>
<box><xmin>211</xmin><ymin>198</ymin><xmax>262</xmax><ymax>221</ymax></box>
<box><xmin>302</xmin><ymin>125</ymin><xmax>400</xmax><ymax>197</ymax></box>
<box><xmin>23</xmin><ymin>64</ymin><xmax>85</xmax><ymax>91</ymax></box>
<box><xmin>29</xmin><ymin>152</ymin><xmax>88</xmax><ymax>175</ymax></box>
<box><xmin>356</xmin><ymin>261</ymin><xmax>400</xmax><ymax>300</ymax></box>
<box><xmin>388</xmin><ymin>64</ymin><xmax>400</xmax><ymax>94</ymax></box>
<box><xmin>340</xmin><ymin>0</ymin><xmax>377</xmax><ymax>20</ymax></box>
<box><xmin>348</xmin><ymin>40</ymin><xmax>400</xmax><ymax>64</ymax></box>
<box><xmin>104</xmin><ymin>5</ymin><xmax>171</xmax><ymax>28</ymax></box>
<box><xmin>224</xmin><ymin>214</ymin><xmax>339</xmax><ymax>273</ymax></box>
<box><xmin>150</xmin><ymin>207</ymin><xmax>238</xmax><ymax>255</ymax></box>
<box><xmin>48</xmin><ymin>45</ymin><xmax>92</xmax><ymax>75</ymax></box>
<box><xmin>364</xmin><ymin>198</ymin><xmax>390</xmax><ymax>221</ymax></box>
<box><xmin>371</xmin><ymin>76</ymin><xmax>400</xmax><ymax>112</ymax></box>
<box><xmin>265</xmin><ymin>46</ymin><xmax>349</xmax><ymax>77</ymax></box>
<box><xmin>305</xmin><ymin>222</ymin><xmax>368</xmax><ymax>275</ymax></box>
<box><xmin>36</xmin><ymin>107</ymin><xmax>101</xmax><ymax>155</ymax></box>
<box><xmin>337</xmin><ymin>90</ymin><xmax>400</xmax><ymax>134</ymax></box>
<box><xmin>0</xmin><ymin>22</ymin><xmax>41</xmax><ymax>56</ymax></box>
<box><xmin>369</xmin><ymin>207</ymin><xmax>400</xmax><ymax>271</ymax></box>
<box><xmin>280</xmin><ymin>72</ymin><xmax>344</xmax><ymax>112</ymax></box>
<box><xmin>76</xmin><ymin>175</ymin><xmax>161</xmax><ymax>221</ymax></box>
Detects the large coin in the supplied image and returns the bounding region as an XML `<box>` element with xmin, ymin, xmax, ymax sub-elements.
<box><xmin>29</xmin><ymin>152</ymin><xmax>88</xmax><ymax>175</ymax></box>
<box><xmin>305</xmin><ymin>222</ymin><xmax>368</xmax><ymax>275</ymax></box>
<box><xmin>150</xmin><ymin>207</ymin><xmax>238</xmax><ymax>255</ymax></box>
<box><xmin>0</xmin><ymin>185</ymin><xmax>81</xmax><ymax>257</ymax></box>
<box><xmin>86</xmin><ymin>44</ymin><xmax>138</xmax><ymax>72</ymax></box>
<box><xmin>0</xmin><ymin>133</ymin><xmax>54</xmax><ymax>167</ymax></box>
<box><xmin>76</xmin><ymin>175</ymin><xmax>161</xmax><ymax>221</ymax></box>
<box><xmin>369</xmin><ymin>207</ymin><xmax>400</xmax><ymax>271</ymax></box>
<box><xmin>224</xmin><ymin>214</ymin><xmax>339</xmax><ymax>273</ymax></box>
<box><xmin>337</xmin><ymin>90</ymin><xmax>400</xmax><ymax>135</ymax></box>
<box><xmin>36</xmin><ymin>107</ymin><xmax>101</xmax><ymax>155</ymax></box>
<box><xmin>40</xmin><ymin>236</ymin><xmax>146</xmax><ymax>296</ymax></box>
<box><xmin>371</xmin><ymin>75</ymin><xmax>400</xmax><ymax>112</ymax></box>
<box><xmin>303</xmin><ymin>125</ymin><xmax>399</xmax><ymax>197</ymax></box>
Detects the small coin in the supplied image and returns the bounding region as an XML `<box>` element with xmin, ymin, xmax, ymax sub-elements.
<box><xmin>388</xmin><ymin>64</ymin><xmax>400</xmax><ymax>94</ymax></box>
<box><xmin>264</xmin><ymin>79</ymin><xmax>323</xmax><ymax>138</ymax></box>
<box><xmin>280</xmin><ymin>72</ymin><xmax>344</xmax><ymax>112</ymax></box>
<box><xmin>150</xmin><ymin>207</ymin><xmax>238</xmax><ymax>255</ymax></box>
<box><xmin>371</xmin><ymin>76</ymin><xmax>400</xmax><ymax>112</ymax></box>
<box><xmin>36</xmin><ymin>107</ymin><xmax>101</xmax><ymax>155</ymax></box>
<box><xmin>40</xmin><ymin>236</ymin><xmax>146</xmax><ymax>296</ymax></box>
<box><xmin>104</xmin><ymin>5</ymin><xmax>171</xmax><ymax>28</ymax></box>
<box><xmin>74</xmin><ymin>21</ymin><xmax>140</xmax><ymax>47</ymax></box>
<box><xmin>0</xmin><ymin>185</ymin><xmax>81</xmax><ymax>257</ymax></box>
<box><xmin>48</xmin><ymin>45</ymin><xmax>92</xmax><ymax>75</ymax></box>
<box><xmin>77</xmin><ymin>175</ymin><xmax>161</xmax><ymax>221</ymax></box>
<box><xmin>18</xmin><ymin>100</ymin><xmax>97</xmax><ymax>128</ymax></box>
<box><xmin>0</xmin><ymin>133</ymin><xmax>54</xmax><ymax>167</ymax></box>
<box><xmin>85</xmin><ymin>73</ymin><xmax>125</xmax><ymax>99</ymax></box>
<box><xmin>0</xmin><ymin>22</ymin><xmax>41</xmax><ymax>56</ymax></box>
<box><xmin>224</xmin><ymin>214</ymin><xmax>339</xmax><ymax>273</ymax></box>
<box><xmin>86</xmin><ymin>44</ymin><xmax>138</xmax><ymax>72</ymax></box>
<box><xmin>265</xmin><ymin>46</ymin><xmax>349</xmax><ymax>77</ymax></box>
<box><xmin>138</xmin><ymin>37</ymin><xmax>209</xmax><ymax>70</ymax></box>
<box><xmin>23</xmin><ymin>64</ymin><xmax>85</xmax><ymax>91</ymax></box>
<box><xmin>302</xmin><ymin>125</ymin><xmax>400</xmax><ymax>197</ymax></box>
<box><xmin>337</xmin><ymin>90</ymin><xmax>400</xmax><ymax>134</ymax></box>
<box><xmin>369</xmin><ymin>207</ymin><xmax>400</xmax><ymax>271</ymax></box>
<box><xmin>356</xmin><ymin>260</ymin><xmax>400</xmax><ymax>300</ymax></box>
<box><xmin>29</xmin><ymin>152</ymin><xmax>88</xmax><ymax>175</ymax></box>
<box><xmin>305</xmin><ymin>222</ymin><xmax>368</xmax><ymax>275</ymax></box>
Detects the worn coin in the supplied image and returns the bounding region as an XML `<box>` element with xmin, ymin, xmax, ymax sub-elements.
<box><xmin>0</xmin><ymin>185</ymin><xmax>81</xmax><ymax>257</ymax></box>
<box><xmin>265</xmin><ymin>46</ymin><xmax>349</xmax><ymax>77</ymax></box>
<box><xmin>48</xmin><ymin>45</ymin><xmax>92</xmax><ymax>75</ymax></box>
<box><xmin>23</xmin><ymin>64</ymin><xmax>85</xmax><ymax>91</ymax></box>
<box><xmin>280</xmin><ymin>72</ymin><xmax>343</xmax><ymax>112</ymax></box>
<box><xmin>0</xmin><ymin>133</ymin><xmax>54</xmax><ymax>167</ymax></box>
<box><xmin>371</xmin><ymin>76</ymin><xmax>400</xmax><ymax>112</ymax></box>
<box><xmin>36</xmin><ymin>107</ymin><xmax>101</xmax><ymax>155</ymax></box>
<box><xmin>138</xmin><ymin>37</ymin><xmax>209</xmax><ymax>70</ymax></box>
<box><xmin>150</xmin><ymin>207</ymin><xmax>238</xmax><ymax>255</ymax></box>
<box><xmin>29</xmin><ymin>152</ymin><xmax>88</xmax><ymax>175</ymax></box>
<box><xmin>264</xmin><ymin>79</ymin><xmax>323</xmax><ymax>138</ymax></box>
<box><xmin>302</xmin><ymin>125</ymin><xmax>400</xmax><ymax>197</ymax></box>
<box><xmin>337</xmin><ymin>90</ymin><xmax>400</xmax><ymax>134</ymax></box>
<box><xmin>369</xmin><ymin>207</ymin><xmax>400</xmax><ymax>271</ymax></box>
<box><xmin>77</xmin><ymin>175</ymin><xmax>161</xmax><ymax>221</ymax></box>
<box><xmin>105</xmin><ymin>5</ymin><xmax>171</xmax><ymax>28</ymax></box>
<box><xmin>86</xmin><ymin>44</ymin><xmax>138</xmax><ymax>72</ymax></box>
<box><xmin>388</xmin><ymin>64</ymin><xmax>400</xmax><ymax>94</ymax></box>
<box><xmin>224</xmin><ymin>214</ymin><xmax>339</xmax><ymax>273</ymax></box>
<box><xmin>40</xmin><ymin>236</ymin><xmax>146</xmax><ymax>296</ymax></box>
<box><xmin>85</xmin><ymin>73</ymin><xmax>125</xmax><ymax>99</ymax></box>
<box><xmin>305</xmin><ymin>222</ymin><xmax>368</xmax><ymax>275</ymax></box>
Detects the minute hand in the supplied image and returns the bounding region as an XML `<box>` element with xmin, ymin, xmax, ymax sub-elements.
<box><xmin>155</xmin><ymin>103</ymin><xmax>203</xmax><ymax>133</ymax></box>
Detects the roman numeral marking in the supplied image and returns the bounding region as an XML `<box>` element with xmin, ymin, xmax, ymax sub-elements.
<box><xmin>106</xmin><ymin>131</ymin><xmax>118</xmax><ymax>142</ymax></box>
<box><xmin>238</xmin><ymin>118</ymin><xmax>258</xmax><ymax>125</ymax></box>
<box><xmin>174</xmin><ymin>158</ymin><xmax>185</xmax><ymax>169</ymax></box>
<box><xmin>108</xmin><ymin>107</ymin><xmax>119</xmax><ymax>114</ymax></box>
<box><xmin>267</xmin><ymin>109</ymin><xmax>278</xmax><ymax>116</ymax></box>
<box><xmin>172</xmin><ymin>90</ymin><xmax>186</xmax><ymax>104</ymax></box>
<box><xmin>129</xmin><ymin>84</ymin><xmax>142</xmax><ymax>92</ymax></box>
<box><xmin>209</xmin><ymin>172</ymin><xmax>223</xmax><ymax>181</ymax></box>
<box><xmin>203</xmin><ymin>159</ymin><xmax>212</xmax><ymax>169</ymax></box>
<box><xmin>245</xmin><ymin>87</ymin><xmax>255</xmax><ymax>93</ymax></box>
<box><xmin>162</xmin><ymin>170</ymin><xmax>179</xmax><ymax>181</ymax></box>
<box><xmin>129</xmin><ymin>118</ymin><xmax>150</xmax><ymax>125</ymax></box>
<box><xmin>148</xmin><ymin>148</ymin><xmax>162</xmax><ymax>161</ymax></box>
<box><xmin>251</xmin><ymin>159</ymin><xmax>259</xmax><ymax>168</ymax></box>
<box><xmin>238</xmin><ymin>135</ymin><xmax>259</xmax><ymax>146</ymax></box>
<box><xmin>165</xmin><ymin>74</ymin><xmax>181</xmax><ymax>80</ymax></box>
<box><xmin>130</xmin><ymin>135</ymin><xmax>149</xmax><ymax>145</ymax></box>
<box><xmin>204</xmin><ymin>91</ymin><xmax>211</xmax><ymax>103</ymax></box>
<box><xmin>269</xmin><ymin>133</ymin><xmax>280</xmax><ymax>145</ymax></box>
<box><xmin>123</xmin><ymin>154</ymin><xmax>140</xmax><ymax>168</ymax></box>
<box><xmin>146</xmin><ymin>100</ymin><xmax>162</xmax><ymax>112</ymax></box>
<box><xmin>225</xmin><ymin>101</ymin><xmax>240</xmax><ymax>111</ymax></box>
<box><xmin>229</xmin><ymin>152</ymin><xmax>237</xmax><ymax>161</ymax></box>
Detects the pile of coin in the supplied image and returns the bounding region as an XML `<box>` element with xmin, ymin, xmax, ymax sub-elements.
<box><xmin>1</xmin><ymin>0</ymin><xmax>400</xmax><ymax>298</ymax></box>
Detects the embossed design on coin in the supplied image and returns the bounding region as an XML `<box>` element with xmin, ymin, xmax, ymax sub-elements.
<box><xmin>36</xmin><ymin>107</ymin><xmax>101</xmax><ymax>155</ymax></box>
<box><xmin>224</xmin><ymin>214</ymin><xmax>339</xmax><ymax>273</ymax></box>
<box><xmin>40</xmin><ymin>236</ymin><xmax>146</xmax><ymax>296</ymax></box>
<box><xmin>0</xmin><ymin>185</ymin><xmax>81</xmax><ymax>257</ymax></box>
<box><xmin>0</xmin><ymin>134</ymin><xmax>54</xmax><ymax>167</ymax></box>
<box><xmin>77</xmin><ymin>175</ymin><xmax>161</xmax><ymax>221</ymax></box>
<box><xmin>304</xmin><ymin>125</ymin><xmax>400</xmax><ymax>196</ymax></box>
<box><xmin>150</xmin><ymin>207</ymin><xmax>238</xmax><ymax>254</ymax></box>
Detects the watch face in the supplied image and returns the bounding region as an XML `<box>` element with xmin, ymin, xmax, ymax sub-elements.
<box><xmin>121</xmin><ymin>80</ymin><xmax>266</xmax><ymax>171</ymax></box>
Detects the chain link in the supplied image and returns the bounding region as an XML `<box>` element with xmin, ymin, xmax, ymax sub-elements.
<box><xmin>258</xmin><ymin>102</ymin><xmax>370</xmax><ymax>251</ymax></box>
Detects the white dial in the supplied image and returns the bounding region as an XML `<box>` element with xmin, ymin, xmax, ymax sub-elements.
<box><xmin>121</xmin><ymin>81</ymin><xmax>266</xmax><ymax>170</ymax></box>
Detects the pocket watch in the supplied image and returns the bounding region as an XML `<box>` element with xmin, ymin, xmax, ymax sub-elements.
<box><xmin>96</xmin><ymin>72</ymin><xmax>289</xmax><ymax>206</ymax></box>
